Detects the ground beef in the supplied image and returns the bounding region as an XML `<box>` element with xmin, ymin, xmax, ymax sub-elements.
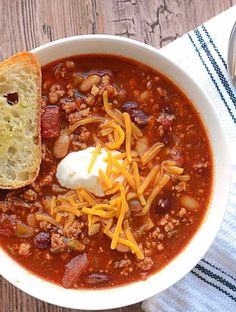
<box><xmin>61</xmin><ymin>98</ymin><xmax>78</xmax><ymax>114</ymax></box>
<box><xmin>85</xmin><ymin>95</ymin><xmax>95</xmax><ymax>106</ymax></box>
<box><xmin>48</xmin><ymin>84</ymin><xmax>65</xmax><ymax>104</ymax></box>
<box><xmin>50</xmin><ymin>233</ymin><xmax>66</xmax><ymax>253</ymax></box>
<box><xmin>68</xmin><ymin>108</ymin><xmax>91</xmax><ymax>124</ymax></box>
<box><xmin>0</xmin><ymin>201</ymin><xmax>15</xmax><ymax>213</ymax></box>
<box><xmin>18</xmin><ymin>243</ymin><xmax>31</xmax><ymax>256</ymax></box>
<box><xmin>39</xmin><ymin>221</ymin><xmax>53</xmax><ymax>231</ymax></box>
<box><xmin>22</xmin><ymin>189</ymin><xmax>38</xmax><ymax>201</ymax></box>
<box><xmin>78</xmin><ymin>127</ymin><xmax>91</xmax><ymax>142</ymax></box>
<box><xmin>157</xmin><ymin>243</ymin><xmax>164</xmax><ymax>251</ymax></box>
<box><xmin>179</xmin><ymin>207</ymin><xmax>187</xmax><ymax>217</ymax></box>
<box><xmin>41</xmin><ymin>96</ymin><xmax>48</xmax><ymax>108</ymax></box>
<box><xmin>114</xmin><ymin>259</ymin><xmax>132</xmax><ymax>269</ymax></box>
<box><xmin>91</xmin><ymin>85</ymin><xmax>99</xmax><ymax>97</ymax></box>
<box><xmin>64</xmin><ymin>220</ymin><xmax>83</xmax><ymax>239</ymax></box>
<box><xmin>136</xmin><ymin>257</ymin><xmax>154</xmax><ymax>271</ymax></box>
<box><xmin>39</xmin><ymin>174</ymin><xmax>53</xmax><ymax>187</ymax></box>
<box><xmin>70</xmin><ymin>134</ymin><xmax>88</xmax><ymax>151</ymax></box>
<box><xmin>31</xmin><ymin>182</ymin><xmax>42</xmax><ymax>194</ymax></box>
<box><xmin>71</xmin><ymin>141</ymin><xmax>87</xmax><ymax>151</ymax></box>
<box><xmin>42</xmin><ymin>143</ymin><xmax>53</xmax><ymax>162</ymax></box>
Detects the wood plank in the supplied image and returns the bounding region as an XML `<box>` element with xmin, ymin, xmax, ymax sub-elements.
<box><xmin>0</xmin><ymin>0</ymin><xmax>235</xmax><ymax>311</ymax></box>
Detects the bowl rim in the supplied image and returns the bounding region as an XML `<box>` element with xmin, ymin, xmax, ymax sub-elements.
<box><xmin>0</xmin><ymin>34</ymin><xmax>232</xmax><ymax>310</ymax></box>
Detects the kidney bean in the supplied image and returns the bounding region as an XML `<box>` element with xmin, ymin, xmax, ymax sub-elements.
<box><xmin>162</xmin><ymin>133</ymin><xmax>174</xmax><ymax>146</ymax></box>
<box><xmin>122</xmin><ymin>101</ymin><xmax>150</xmax><ymax>126</ymax></box>
<box><xmin>157</xmin><ymin>198</ymin><xmax>172</xmax><ymax>214</ymax></box>
<box><xmin>86</xmin><ymin>272</ymin><xmax>110</xmax><ymax>285</ymax></box>
<box><xmin>122</xmin><ymin>101</ymin><xmax>138</xmax><ymax>111</ymax></box>
<box><xmin>129</xmin><ymin>109</ymin><xmax>150</xmax><ymax>126</ymax></box>
<box><xmin>34</xmin><ymin>232</ymin><xmax>51</xmax><ymax>249</ymax></box>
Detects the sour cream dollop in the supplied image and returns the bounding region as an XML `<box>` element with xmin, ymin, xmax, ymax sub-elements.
<box><xmin>56</xmin><ymin>147</ymin><xmax>121</xmax><ymax>197</ymax></box>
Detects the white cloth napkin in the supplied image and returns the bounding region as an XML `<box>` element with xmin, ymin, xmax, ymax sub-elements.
<box><xmin>142</xmin><ymin>6</ymin><xmax>236</xmax><ymax>312</ymax></box>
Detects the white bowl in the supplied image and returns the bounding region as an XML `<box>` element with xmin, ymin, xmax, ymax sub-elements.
<box><xmin>0</xmin><ymin>35</ymin><xmax>231</xmax><ymax>310</ymax></box>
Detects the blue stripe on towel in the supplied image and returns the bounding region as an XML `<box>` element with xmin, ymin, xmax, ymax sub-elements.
<box><xmin>195</xmin><ymin>264</ymin><xmax>236</xmax><ymax>292</ymax></box>
<box><xmin>191</xmin><ymin>270</ymin><xmax>236</xmax><ymax>302</ymax></box>
<box><xmin>201</xmin><ymin>24</ymin><xmax>227</xmax><ymax>70</ymax></box>
<box><xmin>194</xmin><ymin>28</ymin><xmax>236</xmax><ymax>108</ymax></box>
<box><xmin>202</xmin><ymin>259</ymin><xmax>236</xmax><ymax>282</ymax></box>
<box><xmin>188</xmin><ymin>33</ymin><xmax>236</xmax><ymax>123</ymax></box>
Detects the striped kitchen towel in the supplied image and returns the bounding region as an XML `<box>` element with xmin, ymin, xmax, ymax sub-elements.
<box><xmin>142</xmin><ymin>6</ymin><xmax>236</xmax><ymax>312</ymax></box>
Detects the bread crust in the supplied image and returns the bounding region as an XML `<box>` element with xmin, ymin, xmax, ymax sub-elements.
<box><xmin>0</xmin><ymin>52</ymin><xmax>42</xmax><ymax>189</ymax></box>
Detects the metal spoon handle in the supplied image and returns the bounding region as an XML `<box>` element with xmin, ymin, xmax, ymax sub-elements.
<box><xmin>228</xmin><ymin>21</ymin><xmax>236</xmax><ymax>86</ymax></box>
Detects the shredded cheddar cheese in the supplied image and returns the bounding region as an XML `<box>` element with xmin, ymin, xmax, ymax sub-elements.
<box><xmin>66</xmin><ymin>116</ymin><xmax>104</xmax><ymax>135</ymax></box>
<box><xmin>123</xmin><ymin>112</ymin><xmax>132</xmax><ymax>162</ymax></box>
<box><xmin>100</xmin><ymin>128</ymin><xmax>113</xmax><ymax>136</ymax></box>
<box><xmin>138</xmin><ymin>165</ymin><xmax>159</xmax><ymax>195</ymax></box>
<box><xmin>82</xmin><ymin>207</ymin><xmax>116</xmax><ymax>218</ymax></box>
<box><xmin>88</xmin><ymin>143</ymin><xmax>102</xmax><ymax>173</ymax></box>
<box><xmin>114</xmin><ymin>108</ymin><xmax>143</xmax><ymax>138</ymax></box>
<box><xmin>138</xmin><ymin>174</ymin><xmax>171</xmax><ymax>216</ymax></box>
<box><xmin>111</xmin><ymin>186</ymin><xmax>127</xmax><ymax>249</ymax></box>
<box><xmin>55</xmin><ymin>213</ymin><xmax>62</xmax><ymax>223</ymax></box>
<box><xmin>64</xmin><ymin>213</ymin><xmax>75</xmax><ymax>232</ymax></box>
<box><xmin>103</xmin><ymin>90</ymin><xmax>142</xmax><ymax>140</ymax></box>
<box><xmin>45</xmin><ymin>90</ymin><xmax>190</xmax><ymax>260</ymax></box>
<box><xmin>106</xmin><ymin>124</ymin><xmax>125</xmax><ymax>150</ymax></box>
<box><xmin>114</xmin><ymin>128</ymin><xmax>120</xmax><ymax>142</ymax></box>
<box><xmin>79</xmin><ymin>189</ymin><xmax>96</xmax><ymax>206</ymax></box>
<box><xmin>76</xmin><ymin>189</ymin><xmax>84</xmax><ymax>202</ymax></box>
<box><xmin>132</xmin><ymin>161</ymin><xmax>146</xmax><ymax>205</ymax></box>
<box><xmin>36</xmin><ymin>213</ymin><xmax>62</xmax><ymax>229</ymax></box>
<box><xmin>105</xmin><ymin>183</ymin><xmax>120</xmax><ymax>195</ymax></box>
<box><xmin>103</xmin><ymin>91</ymin><xmax>124</xmax><ymax>127</ymax></box>
<box><xmin>92</xmin><ymin>204</ymin><xmax>114</xmax><ymax>210</ymax></box>
<box><xmin>101</xmin><ymin>119</ymin><xmax>115</xmax><ymax>127</ymax></box>
<box><xmin>108</xmin><ymin>133</ymin><xmax>115</xmax><ymax>143</ymax></box>
<box><xmin>98</xmin><ymin>169</ymin><xmax>113</xmax><ymax>189</ymax></box>
<box><xmin>57</xmin><ymin>205</ymin><xmax>81</xmax><ymax>217</ymax></box>
<box><xmin>141</xmin><ymin>142</ymin><xmax>164</xmax><ymax>165</ymax></box>
<box><xmin>112</xmin><ymin>158</ymin><xmax>135</xmax><ymax>190</ymax></box>
<box><xmin>105</xmin><ymin>149</ymin><xmax>113</xmax><ymax>177</ymax></box>
<box><xmin>105</xmin><ymin>230</ymin><xmax>138</xmax><ymax>253</ymax></box>
<box><xmin>50</xmin><ymin>195</ymin><xmax>56</xmax><ymax>215</ymax></box>
<box><xmin>124</xmin><ymin>220</ymin><xmax>144</xmax><ymax>259</ymax></box>
<box><xmin>132</xmin><ymin>162</ymin><xmax>140</xmax><ymax>190</ymax></box>
<box><xmin>166</xmin><ymin>165</ymin><xmax>184</xmax><ymax>175</ymax></box>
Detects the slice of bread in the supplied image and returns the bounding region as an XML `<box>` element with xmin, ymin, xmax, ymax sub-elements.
<box><xmin>0</xmin><ymin>52</ymin><xmax>42</xmax><ymax>189</ymax></box>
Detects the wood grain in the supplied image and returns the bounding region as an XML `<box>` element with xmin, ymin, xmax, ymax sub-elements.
<box><xmin>0</xmin><ymin>0</ymin><xmax>235</xmax><ymax>311</ymax></box>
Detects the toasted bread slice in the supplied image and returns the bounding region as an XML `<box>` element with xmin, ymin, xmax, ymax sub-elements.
<box><xmin>0</xmin><ymin>52</ymin><xmax>41</xmax><ymax>189</ymax></box>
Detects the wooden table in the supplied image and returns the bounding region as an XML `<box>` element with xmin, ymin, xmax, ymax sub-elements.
<box><xmin>0</xmin><ymin>0</ymin><xmax>235</xmax><ymax>311</ymax></box>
